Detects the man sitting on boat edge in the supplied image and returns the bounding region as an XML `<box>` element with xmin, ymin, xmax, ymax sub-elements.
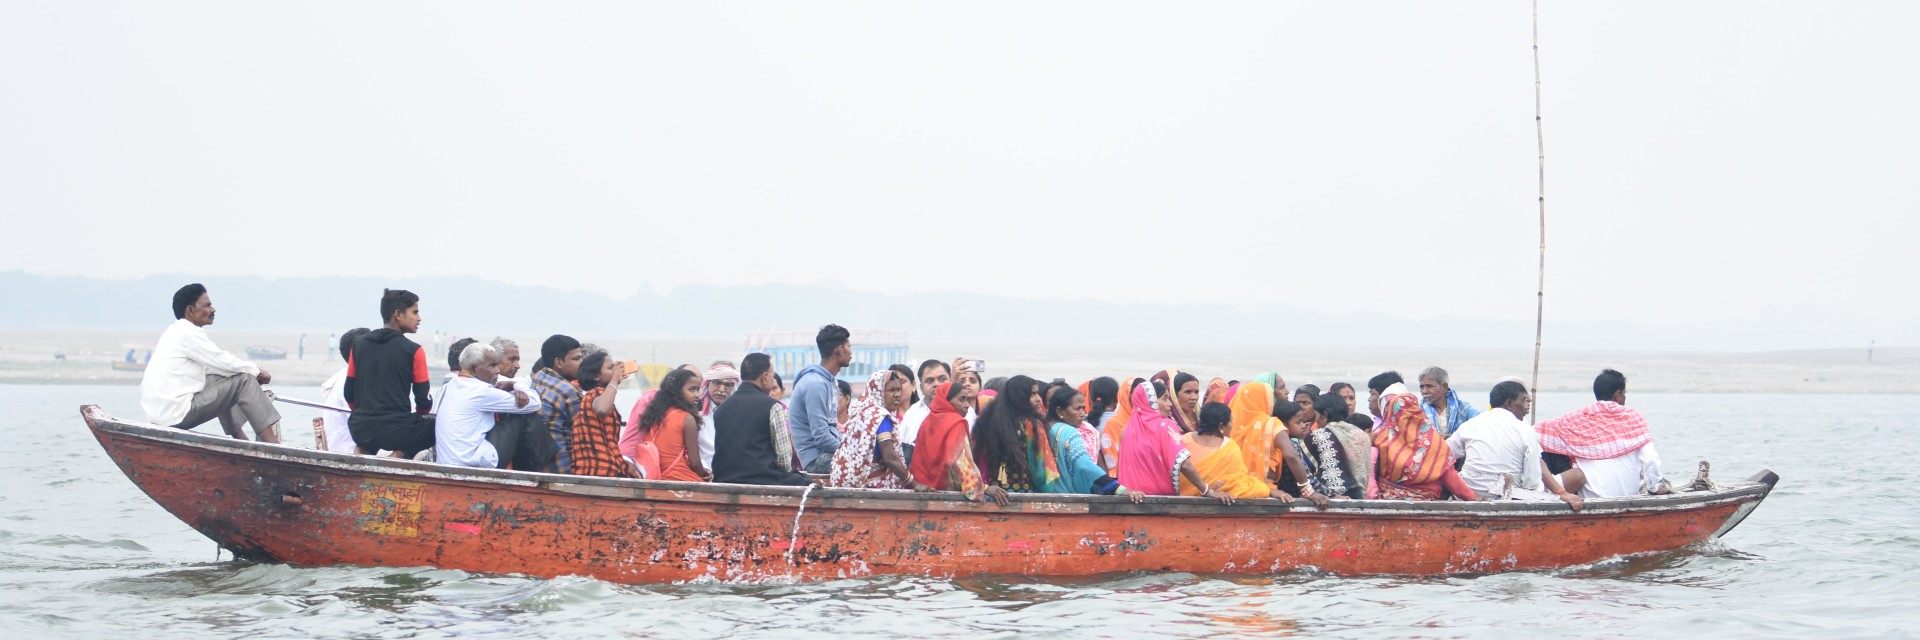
<box><xmin>1538</xmin><ymin>369</ymin><xmax>1672</xmax><ymax>499</ymax></box>
<box><xmin>345</xmin><ymin>289</ymin><xmax>437</xmax><ymax>459</ymax></box>
<box><xmin>1447</xmin><ymin>380</ymin><xmax>1583</xmax><ymax>510</ymax></box>
<box><xmin>138</xmin><ymin>283</ymin><xmax>282</xmax><ymax>443</ymax></box>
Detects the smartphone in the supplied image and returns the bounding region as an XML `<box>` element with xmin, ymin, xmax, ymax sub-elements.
<box><xmin>972</xmin><ymin>360</ymin><xmax>987</xmax><ymax>374</ymax></box>
<box><xmin>620</xmin><ymin>359</ymin><xmax>640</xmax><ymax>380</ymax></box>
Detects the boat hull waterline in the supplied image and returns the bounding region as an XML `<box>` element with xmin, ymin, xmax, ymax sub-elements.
<box><xmin>81</xmin><ymin>405</ymin><xmax>1775</xmax><ymax>584</ymax></box>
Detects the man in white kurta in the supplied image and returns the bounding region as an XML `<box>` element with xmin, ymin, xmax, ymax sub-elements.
<box><xmin>139</xmin><ymin>284</ymin><xmax>281</xmax><ymax>442</ymax></box>
<box><xmin>1449</xmin><ymin>380</ymin><xmax>1583</xmax><ymax>509</ymax></box>
<box><xmin>435</xmin><ymin>343</ymin><xmax>543</xmax><ymax>468</ymax></box>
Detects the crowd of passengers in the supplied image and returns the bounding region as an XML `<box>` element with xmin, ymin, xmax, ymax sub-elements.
<box><xmin>142</xmin><ymin>285</ymin><xmax>1675</xmax><ymax>510</ymax></box>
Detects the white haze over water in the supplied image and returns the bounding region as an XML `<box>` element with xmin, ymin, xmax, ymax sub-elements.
<box><xmin>1</xmin><ymin>2</ymin><xmax>1915</xmax><ymax>351</ymax></box>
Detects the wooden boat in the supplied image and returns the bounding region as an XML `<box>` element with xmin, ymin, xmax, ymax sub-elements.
<box><xmin>110</xmin><ymin>360</ymin><xmax>146</xmax><ymax>372</ymax></box>
<box><xmin>82</xmin><ymin>404</ymin><xmax>1776</xmax><ymax>584</ymax></box>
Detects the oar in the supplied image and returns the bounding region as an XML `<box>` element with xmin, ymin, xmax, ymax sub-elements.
<box><xmin>266</xmin><ymin>392</ymin><xmax>349</xmax><ymax>413</ymax></box>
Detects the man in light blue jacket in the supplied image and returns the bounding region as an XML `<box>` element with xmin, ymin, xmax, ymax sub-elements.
<box><xmin>1418</xmin><ymin>366</ymin><xmax>1481</xmax><ymax>437</ymax></box>
<box><xmin>790</xmin><ymin>324</ymin><xmax>852</xmax><ymax>473</ymax></box>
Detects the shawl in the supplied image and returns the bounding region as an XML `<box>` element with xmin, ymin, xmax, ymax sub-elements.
<box><xmin>1536</xmin><ymin>401</ymin><xmax>1652</xmax><ymax>460</ymax></box>
<box><xmin>700</xmin><ymin>363</ymin><xmax>740</xmax><ymax>414</ymax></box>
<box><xmin>1312</xmin><ymin>422</ymin><xmax>1373</xmax><ymax>499</ymax></box>
<box><xmin>830</xmin><ymin>370</ymin><xmax>901</xmax><ymax>489</ymax></box>
<box><xmin>909</xmin><ymin>383</ymin><xmax>974</xmax><ymax>492</ymax></box>
<box><xmin>1203</xmin><ymin>377</ymin><xmax>1230</xmax><ymax>406</ymax></box>
<box><xmin>1151</xmin><ymin>369</ymin><xmax>1199</xmax><ymax>434</ymax></box>
<box><xmin>1253</xmin><ymin>372</ymin><xmax>1282</xmax><ymax>394</ymax></box>
<box><xmin>1227</xmin><ymin>381</ymin><xmax>1286</xmax><ymax>481</ymax></box>
<box><xmin>1117</xmin><ymin>382</ymin><xmax>1189</xmax><ymax>495</ymax></box>
<box><xmin>1098</xmin><ymin>376</ymin><xmax>1142</xmax><ymax>470</ymax></box>
<box><xmin>1373</xmin><ymin>385</ymin><xmax>1451</xmax><ymax>485</ymax></box>
<box><xmin>1040</xmin><ymin>421</ymin><xmax>1109</xmax><ymax>494</ymax></box>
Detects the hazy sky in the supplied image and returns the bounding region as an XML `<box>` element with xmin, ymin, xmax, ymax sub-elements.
<box><xmin>3</xmin><ymin>2</ymin><xmax>1914</xmax><ymax>347</ymax></box>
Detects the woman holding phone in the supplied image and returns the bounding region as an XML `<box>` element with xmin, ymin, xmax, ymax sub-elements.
<box><xmin>569</xmin><ymin>351</ymin><xmax>641</xmax><ymax>478</ymax></box>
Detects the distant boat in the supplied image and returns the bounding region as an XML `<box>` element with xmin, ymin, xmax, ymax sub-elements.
<box><xmin>245</xmin><ymin>346</ymin><xmax>288</xmax><ymax>361</ymax></box>
<box><xmin>110</xmin><ymin>361</ymin><xmax>146</xmax><ymax>372</ymax></box>
<box><xmin>746</xmin><ymin>328</ymin><xmax>909</xmax><ymax>383</ymax></box>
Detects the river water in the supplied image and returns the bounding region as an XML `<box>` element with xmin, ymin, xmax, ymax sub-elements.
<box><xmin>3</xmin><ymin>384</ymin><xmax>1915</xmax><ymax>638</ymax></box>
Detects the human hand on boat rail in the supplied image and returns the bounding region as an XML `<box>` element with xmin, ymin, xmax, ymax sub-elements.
<box><xmin>1300</xmin><ymin>488</ymin><xmax>1331</xmax><ymax>510</ymax></box>
<box><xmin>983</xmin><ymin>485</ymin><xmax>1010</xmax><ymax>507</ymax></box>
<box><xmin>1202</xmin><ymin>481</ymin><xmax>1234</xmax><ymax>505</ymax></box>
<box><xmin>1558</xmin><ymin>491</ymin><xmax>1584</xmax><ymax>512</ymax></box>
<box><xmin>1125</xmin><ymin>488</ymin><xmax>1146</xmax><ymax>504</ymax></box>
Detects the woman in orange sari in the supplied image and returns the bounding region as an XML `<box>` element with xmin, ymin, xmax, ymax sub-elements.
<box><xmin>1226</xmin><ymin>381</ymin><xmax>1328</xmax><ymax>507</ymax></box>
<box><xmin>1181</xmin><ymin>402</ymin><xmax>1292</xmax><ymax>500</ymax></box>
<box><xmin>1098</xmin><ymin>376</ymin><xmax>1143</xmax><ymax>472</ymax></box>
<box><xmin>910</xmin><ymin>382</ymin><xmax>1009</xmax><ymax>505</ymax></box>
<box><xmin>1373</xmin><ymin>383</ymin><xmax>1477</xmax><ymax>500</ymax></box>
<box><xmin>641</xmin><ymin>368</ymin><xmax>710</xmax><ymax>482</ymax></box>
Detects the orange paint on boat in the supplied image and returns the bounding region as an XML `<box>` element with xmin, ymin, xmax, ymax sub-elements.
<box><xmin>81</xmin><ymin>405</ymin><xmax>1775</xmax><ymax>584</ymax></box>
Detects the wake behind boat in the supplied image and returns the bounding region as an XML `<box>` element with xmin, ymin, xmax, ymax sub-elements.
<box><xmin>81</xmin><ymin>404</ymin><xmax>1775</xmax><ymax>583</ymax></box>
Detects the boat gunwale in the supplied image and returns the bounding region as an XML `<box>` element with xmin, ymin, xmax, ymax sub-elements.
<box><xmin>83</xmin><ymin>404</ymin><xmax>1777</xmax><ymax>519</ymax></box>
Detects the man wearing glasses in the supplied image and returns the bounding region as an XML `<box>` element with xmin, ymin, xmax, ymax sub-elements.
<box><xmin>698</xmin><ymin>361</ymin><xmax>742</xmax><ymax>470</ymax></box>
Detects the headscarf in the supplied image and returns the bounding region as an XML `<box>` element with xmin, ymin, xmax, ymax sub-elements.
<box><xmin>1226</xmin><ymin>381</ymin><xmax>1287</xmax><ymax>481</ymax></box>
<box><xmin>700</xmin><ymin>362</ymin><xmax>740</xmax><ymax>414</ymax></box>
<box><xmin>830</xmin><ymin>370</ymin><xmax>900</xmax><ymax>488</ymax></box>
<box><xmin>1098</xmin><ymin>376</ymin><xmax>1143</xmax><ymax>470</ymax></box>
<box><xmin>1536</xmin><ymin>400</ymin><xmax>1652</xmax><ymax>460</ymax></box>
<box><xmin>1151</xmin><ymin>369</ymin><xmax>1199</xmax><ymax>434</ymax></box>
<box><xmin>910</xmin><ymin>383</ymin><xmax>970</xmax><ymax>490</ymax></box>
<box><xmin>1204</xmin><ymin>377</ymin><xmax>1230</xmax><ymax>406</ymax></box>
<box><xmin>1253</xmin><ymin>372</ymin><xmax>1283</xmax><ymax>396</ymax></box>
<box><xmin>1373</xmin><ymin>383</ymin><xmax>1451</xmax><ymax>485</ymax></box>
<box><xmin>1116</xmin><ymin>379</ymin><xmax>1188</xmax><ymax>495</ymax></box>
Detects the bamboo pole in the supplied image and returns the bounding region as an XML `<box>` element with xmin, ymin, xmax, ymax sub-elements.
<box><xmin>1529</xmin><ymin>0</ymin><xmax>1548</xmax><ymax>422</ymax></box>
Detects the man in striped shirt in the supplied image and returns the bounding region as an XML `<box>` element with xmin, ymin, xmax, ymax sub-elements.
<box><xmin>530</xmin><ymin>334</ymin><xmax>585</xmax><ymax>473</ymax></box>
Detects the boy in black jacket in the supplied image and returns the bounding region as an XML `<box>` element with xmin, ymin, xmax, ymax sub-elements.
<box><xmin>345</xmin><ymin>289</ymin><xmax>436</xmax><ymax>457</ymax></box>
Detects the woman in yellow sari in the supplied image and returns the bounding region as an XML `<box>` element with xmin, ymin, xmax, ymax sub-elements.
<box><xmin>1226</xmin><ymin>381</ymin><xmax>1330</xmax><ymax>508</ymax></box>
<box><xmin>1181</xmin><ymin>403</ymin><xmax>1292</xmax><ymax>500</ymax></box>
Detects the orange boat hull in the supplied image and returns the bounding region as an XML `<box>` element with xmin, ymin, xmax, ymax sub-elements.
<box><xmin>83</xmin><ymin>405</ymin><xmax>1773</xmax><ymax>583</ymax></box>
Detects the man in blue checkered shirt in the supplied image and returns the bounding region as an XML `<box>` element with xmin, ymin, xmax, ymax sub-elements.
<box><xmin>530</xmin><ymin>335</ymin><xmax>585</xmax><ymax>473</ymax></box>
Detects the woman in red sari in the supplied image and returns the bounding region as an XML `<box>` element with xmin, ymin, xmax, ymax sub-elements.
<box><xmin>909</xmin><ymin>382</ymin><xmax>1008</xmax><ymax>505</ymax></box>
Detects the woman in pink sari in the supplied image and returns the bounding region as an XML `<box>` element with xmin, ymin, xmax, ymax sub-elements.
<box><xmin>1116</xmin><ymin>378</ymin><xmax>1233</xmax><ymax>502</ymax></box>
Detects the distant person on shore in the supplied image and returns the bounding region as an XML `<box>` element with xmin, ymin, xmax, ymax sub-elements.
<box><xmin>568</xmin><ymin>351</ymin><xmax>638</xmax><ymax>478</ymax></box>
<box><xmin>898</xmin><ymin>358</ymin><xmax>952</xmax><ymax>466</ymax></box>
<box><xmin>1448</xmin><ymin>381</ymin><xmax>1582</xmax><ymax>509</ymax></box>
<box><xmin>712</xmin><ymin>353</ymin><xmax>814</xmax><ymax>486</ymax></box>
<box><xmin>345</xmin><ymin>289</ymin><xmax>436</xmax><ymax>458</ymax></box>
<box><xmin>696</xmin><ymin>361</ymin><xmax>740</xmax><ymax>470</ymax></box>
<box><xmin>1418</xmin><ymin>367</ymin><xmax>1480</xmax><ymax>437</ymax></box>
<box><xmin>435</xmin><ymin>342</ymin><xmax>542</xmax><ymax>469</ymax></box>
<box><xmin>531</xmin><ymin>335</ymin><xmax>586</xmax><ymax>473</ymax></box>
<box><xmin>139</xmin><ymin>283</ymin><xmax>282</xmax><ymax>443</ymax></box>
<box><xmin>790</xmin><ymin>324</ymin><xmax>852</xmax><ymax>474</ymax></box>
<box><xmin>318</xmin><ymin>328</ymin><xmax>371</xmax><ymax>453</ymax></box>
<box><xmin>1537</xmin><ymin>369</ymin><xmax>1671</xmax><ymax>499</ymax></box>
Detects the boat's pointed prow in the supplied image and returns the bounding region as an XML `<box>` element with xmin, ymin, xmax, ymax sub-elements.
<box><xmin>1710</xmin><ymin>469</ymin><xmax>1778</xmax><ymax>539</ymax></box>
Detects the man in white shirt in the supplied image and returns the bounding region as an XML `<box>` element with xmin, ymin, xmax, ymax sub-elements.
<box><xmin>1448</xmin><ymin>380</ymin><xmax>1582</xmax><ymax>510</ymax></box>
<box><xmin>319</xmin><ymin>328</ymin><xmax>372</xmax><ymax>453</ymax></box>
<box><xmin>1539</xmin><ymin>369</ymin><xmax>1672</xmax><ymax>499</ymax></box>
<box><xmin>435</xmin><ymin>342</ymin><xmax>543</xmax><ymax>468</ymax></box>
<box><xmin>897</xmin><ymin>358</ymin><xmax>952</xmax><ymax>465</ymax></box>
<box><xmin>139</xmin><ymin>284</ymin><xmax>281</xmax><ymax>442</ymax></box>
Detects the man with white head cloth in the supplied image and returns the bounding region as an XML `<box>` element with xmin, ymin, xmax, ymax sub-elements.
<box><xmin>698</xmin><ymin>360</ymin><xmax>742</xmax><ymax>469</ymax></box>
